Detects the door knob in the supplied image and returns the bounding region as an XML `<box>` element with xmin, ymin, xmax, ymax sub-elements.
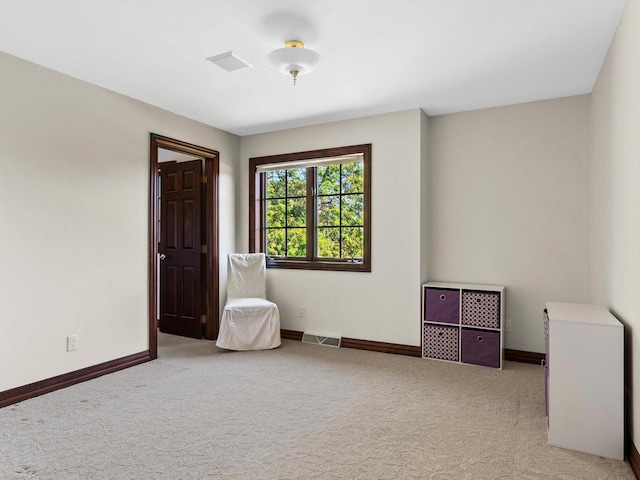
<box><xmin>160</xmin><ymin>254</ymin><xmax>166</xmax><ymax>260</ymax></box>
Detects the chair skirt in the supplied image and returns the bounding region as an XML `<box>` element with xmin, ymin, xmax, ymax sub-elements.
<box><xmin>216</xmin><ymin>297</ymin><xmax>281</xmax><ymax>350</ymax></box>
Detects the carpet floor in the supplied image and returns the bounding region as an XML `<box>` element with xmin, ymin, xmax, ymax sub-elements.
<box><xmin>0</xmin><ymin>333</ymin><xmax>635</xmax><ymax>479</ymax></box>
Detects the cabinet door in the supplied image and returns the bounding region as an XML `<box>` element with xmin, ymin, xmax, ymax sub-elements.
<box><xmin>461</xmin><ymin>291</ymin><xmax>500</xmax><ymax>328</ymax></box>
<box><xmin>423</xmin><ymin>324</ymin><xmax>459</xmax><ymax>361</ymax></box>
<box><xmin>460</xmin><ymin>328</ymin><xmax>500</xmax><ymax>368</ymax></box>
<box><xmin>425</xmin><ymin>288</ymin><xmax>460</xmax><ymax>324</ymax></box>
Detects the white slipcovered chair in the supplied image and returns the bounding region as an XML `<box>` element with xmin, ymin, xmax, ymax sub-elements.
<box><xmin>216</xmin><ymin>253</ymin><xmax>281</xmax><ymax>350</ymax></box>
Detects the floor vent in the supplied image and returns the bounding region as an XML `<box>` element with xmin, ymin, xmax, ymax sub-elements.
<box><xmin>301</xmin><ymin>333</ymin><xmax>341</xmax><ymax>348</ymax></box>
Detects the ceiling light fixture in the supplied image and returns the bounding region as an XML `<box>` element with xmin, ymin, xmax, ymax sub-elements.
<box><xmin>267</xmin><ymin>40</ymin><xmax>320</xmax><ymax>85</ymax></box>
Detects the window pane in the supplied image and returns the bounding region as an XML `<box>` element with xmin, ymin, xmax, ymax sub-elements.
<box><xmin>287</xmin><ymin>168</ymin><xmax>306</xmax><ymax>197</ymax></box>
<box><xmin>342</xmin><ymin>227</ymin><xmax>364</xmax><ymax>259</ymax></box>
<box><xmin>287</xmin><ymin>228</ymin><xmax>306</xmax><ymax>257</ymax></box>
<box><xmin>251</xmin><ymin>145</ymin><xmax>370</xmax><ymax>271</ymax></box>
<box><xmin>318</xmin><ymin>164</ymin><xmax>340</xmax><ymax>195</ymax></box>
<box><xmin>266</xmin><ymin>170</ymin><xmax>286</xmax><ymax>198</ymax></box>
<box><xmin>317</xmin><ymin>227</ymin><xmax>340</xmax><ymax>258</ymax></box>
<box><xmin>266</xmin><ymin>229</ymin><xmax>285</xmax><ymax>257</ymax></box>
<box><xmin>317</xmin><ymin>195</ymin><xmax>340</xmax><ymax>226</ymax></box>
<box><xmin>341</xmin><ymin>161</ymin><xmax>364</xmax><ymax>194</ymax></box>
<box><xmin>286</xmin><ymin>198</ymin><xmax>306</xmax><ymax>227</ymax></box>
<box><xmin>266</xmin><ymin>199</ymin><xmax>285</xmax><ymax>227</ymax></box>
<box><xmin>341</xmin><ymin>194</ymin><xmax>364</xmax><ymax>226</ymax></box>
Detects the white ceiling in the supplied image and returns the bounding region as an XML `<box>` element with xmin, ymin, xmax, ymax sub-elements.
<box><xmin>0</xmin><ymin>0</ymin><xmax>626</xmax><ymax>136</ymax></box>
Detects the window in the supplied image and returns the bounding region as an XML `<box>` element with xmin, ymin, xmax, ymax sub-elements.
<box><xmin>250</xmin><ymin>144</ymin><xmax>371</xmax><ymax>272</ymax></box>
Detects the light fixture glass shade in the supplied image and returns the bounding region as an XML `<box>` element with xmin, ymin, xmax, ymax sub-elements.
<box><xmin>267</xmin><ymin>46</ymin><xmax>320</xmax><ymax>76</ymax></box>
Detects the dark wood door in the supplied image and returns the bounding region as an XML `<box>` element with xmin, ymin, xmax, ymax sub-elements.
<box><xmin>159</xmin><ymin>159</ymin><xmax>203</xmax><ymax>338</ymax></box>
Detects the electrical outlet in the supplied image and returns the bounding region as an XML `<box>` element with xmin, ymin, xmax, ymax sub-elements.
<box><xmin>505</xmin><ymin>318</ymin><xmax>512</xmax><ymax>333</ymax></box>
<box><xmin>298</xmin><ymin>306</ymin><xmax>306</xmax><ymax>318</ymax></box>
<box><xmin>67</xmin><ymin>335</ymin><xmax>78</xmax><ymax>352</ymax></box>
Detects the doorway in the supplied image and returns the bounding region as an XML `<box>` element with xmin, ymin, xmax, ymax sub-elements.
<box><xmin>149</xmin><ymin>134</ymin><xmax>219</xmax><ymax>359</ymax></box>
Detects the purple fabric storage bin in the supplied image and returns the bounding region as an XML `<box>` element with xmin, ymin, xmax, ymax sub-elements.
<box><xmin>460</xmin><ymin>328</ymin><xmax>500</xmax><ymax>368</ymax></box>
<box><xmin>461</xmin><ymin>291</ymin><xmax>500</xmax><ymax>328</ymax></box>
<box><xmin>425</xmin><ymin>288</ymin><xmax>460</xmax><ymax>324</ymax></box>
<box><xmin>423</xmin><ymin>324</ymin><xmax>459</xmax><ymax>361</ymax></box>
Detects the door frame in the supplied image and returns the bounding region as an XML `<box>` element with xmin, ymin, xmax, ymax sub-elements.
<box><xmin>149</xmin><ymin>134</ymin><xmax>220</xmax><ymax>358</ymax></box>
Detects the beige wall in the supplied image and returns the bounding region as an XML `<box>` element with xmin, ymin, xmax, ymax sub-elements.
<box><xmin>590</xmin><ymin>0</ymin><xmax>640</xmax><ymax>445</ymax></box>
<box><xmin>428</xmin><ymin>96</ymin><xmax>592</xmax><ymax>352</ymax></box>
<box><xmin>238</xmin><ymin>100</ymin><xmax>591</xmax><ymax>353</ymax></box>
<box><xmin>2</xmin><ymin>1</ymin><xmax>636</xmax><ymax>417</ymax></box>
<box><xmin>0</xmin><ymin>52</ymin><xmax>239</xmax><ymax>391</ymax></box>
<box><xmin>239</xmin><ymin>109</ymin><xmax>424</xmax><ymax>345</ymax></box>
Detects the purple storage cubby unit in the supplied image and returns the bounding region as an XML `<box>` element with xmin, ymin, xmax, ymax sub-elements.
<box><xmin>425</xmin><ymin>288</ymin><xmax>460</xmax><ymax>324</ymax></box>
<box><xmin>422</xmin><ymin>282</ymin><xmax>504</xmax><ymax>369</ymax></box>
<box><xmin>423</xmin><ymin>325</ymin><xmax>459</xmax><ymax>362</ymax></box>
<box><xmin>462</xmin><ymin>291</ymin><xmax>500</xmax><ymax>328</ymax></box>
<box><xmin>460</xmin><ymin>328</ymin><xmax>500</xmax><ymax>368</ymax></box>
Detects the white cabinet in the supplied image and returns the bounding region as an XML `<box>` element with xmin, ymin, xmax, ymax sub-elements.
<box><xmin>544</xmin><ymin>302</ymin><xmax>624</xmax><ymax>460</ymax></box>
<box><xmin>422</xmin><ymin>282</ymin><xmax>505</xmax><ymax>369</ymax></box>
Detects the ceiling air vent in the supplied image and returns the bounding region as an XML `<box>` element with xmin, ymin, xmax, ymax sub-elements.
<box><xmin>206</xmin><ymin>51</ymin><xmax>253</xmax><ymax>72</ymax></box>
<box><xmin>301</xmin><ymin>332</ymin><xmax>341</xmax><ymax>348</ymax></box>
